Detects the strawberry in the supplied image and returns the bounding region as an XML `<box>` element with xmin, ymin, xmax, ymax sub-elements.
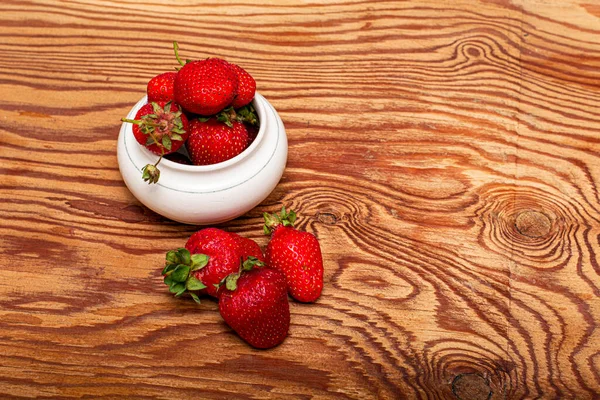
<box><xmin>229</xmin><ymin>63</ymin><xmax>256</xmax><ymax>109</ymax></box>
<box><xmin>162</xmin><ymin>228</ymin><xmax>265</xmax><ymax>301</ymax></box>
<box><xmin>186</xmin><ymin>118</ymin><xmax>249</xmax><ymax>165</ymax></box>
<box><xmin>173</xmin><ymin>43</ymin><xmax>238</xmax><ymax>116</ymax></box>
<box><xmin>229</xmin><ymin>233</ymin><xmax>264</xmax><ymax>262</ymax></box>
<box><xmin>264</xmin><ymin>207</ymin><xmax>324</xmax><ymax>303</ymax></box>
<box><xmin>147</xmin><ymin>72</ymin><xmax>176</xmax><ymax>102</ymax></box>
<box><xmin>218</xmin><ymin>259</ymin><xmax>290</xmax><ymax>349</ymax></box>
<box><xmin>183</xmin><ymin>228</ymin><xmax>242</xmax><ymax>298</ymax></box>
<box><xmin>121</xmin><ymin>101</ymin><xmax>189</xmax><ymax>184</ymax></box>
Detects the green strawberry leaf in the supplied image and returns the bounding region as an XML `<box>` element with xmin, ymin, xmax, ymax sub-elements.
<box><xmin>151</xmin><ymin>102</ymin><xmax>162</xmax><ymax>114</ymax></box>
<box><xmin>189</xmin><ymin>292</ymin><xmax>201</xmax><ymax>304</ymax></box>
<box><xmin>166</xmin><ymin>250</ymin><xmax>181</xmax><ymax>264</ymax></box>
<box><xmin>178</xmin><ymin>249</ymin><xmax>191</xmax><ymax>265</ymax></box>
<box><xmin>225</xmin><ymin>273</ymin><xmax>240</xmax><ymax>291</ymax></box>
<box><xmin>171</xmin><ymin>265</ymin><xmax>190</xmax><ymax>283</ymax></box>
<box><xmin>164</xmin><ymin>275</ymin><xmax>173</xmax><ymax>286</ymax></box>
<box><xmin>162</xmin><ymin>135</ymin><xmax>172</xmax><ymax>151</ymax></box>
<box><xmin>169</xmin><ymin>282</ymin><xmax>185</xmax><ymax>294</ymax></box>
<box><xmin>191</xmin><ymin>254</ymin><xmax>209</xmax><ymax>271</ymax></box>
<box><xmin>288</xmin><ymin>210</ymin><xmax>297</xmax><ymax>224</ymax></box>
<box><xmin>162</xmin><ymin>263</ymin><xmax>178</xmax><ymax>276</ymax></box>
<box><xmin>186</xmin><ymin>276</ymin><xmax>206</xmax><ymax>291</ymax></box>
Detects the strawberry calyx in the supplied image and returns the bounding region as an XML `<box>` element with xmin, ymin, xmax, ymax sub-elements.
<box><xmin>219</xmin><ymin>256</ymin><xmax>265</xmax><ymax>292</ymax></box>
<box><xmin>215</xmin><ymin>104</ymin><xmax>258</xmax><ymax>128</ymax></box>
<box><xmin>162</xmin><ymin>248</ymin><xmax>209</xmax><ymax>304</ymax></box>
<box><xmin>263</xmin><ymin>206</ymin><xmax>297</xmax><ymax>235</ymax></box>
<box><xmin>141</xmin><ymin>162</ymin><xmax>161</xmax><ymax>184</ymax></box>
<box><xmin>122</xmin><ymin>101</ymin><xmax>186</xmax><ymax>184</ymax></box>
<box><xmin>236</xmin><ymin>104</ymin><xmax>258</xmax><ymax>126</ymax></box>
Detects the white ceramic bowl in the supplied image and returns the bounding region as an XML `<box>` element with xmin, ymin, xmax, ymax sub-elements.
<box><xmin>117</xmin><ymin>93</ymin><xmax>287</xmax><ymax>225</ymax></box>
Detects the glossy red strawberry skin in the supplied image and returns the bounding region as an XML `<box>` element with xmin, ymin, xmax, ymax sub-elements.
<box><xmin>229</xmin><ymin>63</ymin><xmax>256</xmax><ymax>109</ymax></box>
<box><xmin>147</xmin><ymin>72</ymin><xmax>176</xmax><ymax>102</ymax></box>
<box><xmin>184</xmin><ymin>228</ymin><xmax>264</xmax><ymax>298</ymax></box>
<box><xmin>229</xmin><ymin>233</ymin><xmax>265</xmax><ymax>262</ymax></box>
<box><xmin>185</xmin><ymin>228</ymin><xmax>241</xmax><ymax>298</ymax></box>
<box><xmin>131</xmin><ymin>102</ymin><xmax>189</xmax><ymax>156</ymax></box>
<box><xmin>219</xmin><ymin>267</ymin><xmax>289</xmax><ymax>349</ymax></box>
<box><xmin>265</xmin><ymin>226</ymin><xmax>324</xmax><ymax>302</ymax></box>
<box><xmin>186</xmin><ymin>118</ymin><xmax>249</xmax><ymax>165</ymax></box>
<box><xmin>174</xmin><ymin>58</ymin><xmax>238</xmax><ymax>115</ymax></box>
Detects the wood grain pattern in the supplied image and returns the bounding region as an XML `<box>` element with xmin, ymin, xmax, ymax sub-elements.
<box><xmin>0</xmin><ymin>0</ymin><xmax>599</xmax><ymax>398</ymax></box>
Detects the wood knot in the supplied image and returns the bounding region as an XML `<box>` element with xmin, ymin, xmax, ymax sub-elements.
<box><xmin>467</xmin><ymin>47</ymin><xmax>481</xmax><ymax>57</ymax></box>
<box><xmin>514</xmin><ymin>210</ymin><xmax>551</xmax><ymax>238</ymax></box>
<box><xmin>317</xmin><ymin>212</ymin><xmax>338</xmax><ymax>225</ymax></box>
<box><xmin>452</xmin><ymin>373</ymin><xmax>492</xmax><ymax>400</ymax></box>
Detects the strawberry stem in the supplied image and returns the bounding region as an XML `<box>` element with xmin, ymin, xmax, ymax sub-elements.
<box><xmin>173</xmin><ymin>41</ymin><xmax>185</xmax><ymax>67</ymax></box>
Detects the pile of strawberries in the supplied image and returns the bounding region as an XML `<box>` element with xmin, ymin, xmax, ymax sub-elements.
<box><xmin>122</xmin><ymin>42</ymin><xmax>258</xmax><ymax>184</ymax></box>
<box><xmin>163</xmin><ymin>207</ymin><xmax>323</xmax><ymax>349</ymax></box>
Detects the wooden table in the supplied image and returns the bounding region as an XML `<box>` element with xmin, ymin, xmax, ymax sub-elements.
<box><xmin>1</xmin><ymin>1</ymin><xmax>599</xmax><ymax>398</ymax></box>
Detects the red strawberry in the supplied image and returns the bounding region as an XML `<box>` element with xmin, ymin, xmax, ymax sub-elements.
<box><xmin>147</xmin><ymin>72</ymin><xmax>176</xmax><ymax>102</ymax></box>
<box><xmin>229</xmin><ymin>63</ymin><xmax>256</xmax><ymax>109</ymax></box>
<box><xmin>121</xmin><ymin>101</ymin><xmax>189</xmax><ymax>184</ymax></box>
<box><xmin>183</xmin><ymin>228</ymin><xmax>242</xmax><ymax>298</ymax></box>
<box><xmin>186</xmin><ymin>118</ymin><xmax>249</xmax><ymax>165</ymax></box>
<box><xmin>174</xmin><ymin>56</ymin><xmax>238</xmax><ymax>116</ymax></box>
<box><xmin>264</xmin><ymin>207</ymin><xmax>324</xmax><ymax>303</ymax></box>
<box><xmin>162</xmin><ymin>228</ymin><xmax>265</xmax><ymax>301</ymax></box>
<box><xmin>229</xmin><ymin>232</ymin><xmax>264</xmax><ymax>262</ymax></box>
<box><xmin>218</xmin><ymin>260</ymin><xmax>289</xmax><ymax>349</ymax></box>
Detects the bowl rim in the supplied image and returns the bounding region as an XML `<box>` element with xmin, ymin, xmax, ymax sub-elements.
<box><xmin>126</xmin><ymin>93</ymin><xmax>268</xmax><ymax>172</ymax></box>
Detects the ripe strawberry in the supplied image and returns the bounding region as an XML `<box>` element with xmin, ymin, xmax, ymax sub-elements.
<box><xmin>229</xmin><ymin>63</ymin><xmax>256</xmax><ymax>109</ymax></box>
<box><xmin>183</xmin><ymin>228</ymin><xmax>242</xmax><ymax>298</ymax></box>
<box><xmin>219</xmin><ymin>260</ymin><xmax>289</xmax><ymax>349</ymax></box>
<box><xmin>121</xmin><ymin>101</ymin><xmax>189</xmax><ymax>184</ymax></box>
<box><xmin>147</xmin><ymin>72</ymin><xmax>176</xmax><ymax>102</ymax></box>
<box><xmin>162</xmin><ymin>228</ymin><xmax>265</xmax><ymax>301</ymax></box>
<box><xmin>186</xmin><ymin>118</ymin><xmax>249</xmax><ymax>165</ymax></box>
<box><xmin>174</xmin><ymin>44</ymin><xmax>238</xmax><ymax>115</ymax></box>
<box><xmin>264</xmin><ymin>207</ymin><xmax>324</xmax><ymax>303</ymax></box>
<box><xmin>229</xmin><ymin>233</ymin><xmax>265</xmax><ymax>262</ymax></box>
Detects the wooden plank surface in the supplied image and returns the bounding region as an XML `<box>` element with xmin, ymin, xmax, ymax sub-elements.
<box><xmin>0</xmin><ymin>0</ymin><xmax>599</xmax><ymax>398</ymax></box>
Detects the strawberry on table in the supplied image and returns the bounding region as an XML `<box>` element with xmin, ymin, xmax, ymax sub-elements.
<box><xmin>121</xmin><ymin>101</ymin><xmax>189</xmax><ymax>184</ymax></box>
<box><xmin>218</xmin><ymin>259</ymin><xmax>290</xmax><ymax>349</ymax></box>
<box><xmin>264</xmin><ymin>207</ymin><xmax>324</xmax><ymax>303</ymax></box>
<box><xmin>229</xmin><ymin>232</ymin><xmax>265</xmax><ymax>263</ymax></box>
<box><xmin>147</xmin><ymin>72</ymin><xmax>176</xmax><ymax>102</ymax></box>
<box><xmin>183</xmin><ymin>228</ymin><xmax>242</xmax><ymax>298</ymax></box>
<box><xmin>162</xmin><ymin>228</ymin><xmax>265</xmax><ymax>301</ymax></box>
<box><xmin>186</xmin><ymin>118</ymin><xmax>249</xmax><ymax>165</ymax></box>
